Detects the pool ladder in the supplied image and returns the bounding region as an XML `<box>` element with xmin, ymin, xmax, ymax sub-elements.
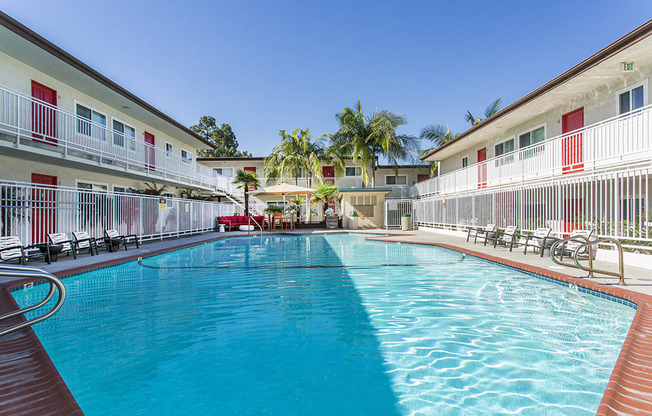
<box><xmin>549</xmin><ymin>236</ymin><xmax>626</xmax><ymax>285</ymax></box>
<box><xmin>0</xmin><ymin>264</ymin><xmax>66</xmax><ymax>337</ymax></box>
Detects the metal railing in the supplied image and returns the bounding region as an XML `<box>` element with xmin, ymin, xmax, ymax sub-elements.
<box><xmin>258</xmin><ymin>176</ymin><xmax>365</xmax><ymax>189</ymax></box>
<box><xmin>0</xmin><ymin>180</ymin><xmax>235</xmax><ymax>245</ymax></box>
<box><xmin>573</xmin><ymin>238</ymin><xmax>626</xmax><ymax>285</ymax></box>
<box><xmin>0</xmin><ymin>264</ymin><xmax>66</xmax><ymax>337</ymax></box>
<box><xmin>416</xmin><ymin>104</ymin><xmax>652</xmax><ymax>197</ymax></box>
<box><xmin>413</xmin><ymin>167</ymin><xmax>652</xmax><ymax>247</ymax></box>
<box><xmin>549</xmin><ymin>235</ymin><xmax>595</xmax><ymax>276</ymax></box>
<box><xmin>384</xmin><ymin>199</ymin><xmax>413</xmax><ymax>229</ymax></box>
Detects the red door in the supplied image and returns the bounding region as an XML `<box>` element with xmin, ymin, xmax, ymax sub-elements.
<box><xmin>477</xmin><ymin>148</ymin><xmax>487</xmax><ymax>188</ymax></box>
<box><xmin>562</xmin><ymin>108</ymin><xmax>584</xmax><ymax>174</ymax></box>
<box><xmin>144</xmin><ymin>132</ymin><xmax>155</xmax><ymax>170</ymax></box>
<box><xmin>31</xmin><ymin>173</ymin><xmax>57</xmax><ymax>244</ymax></box>
<box><xmin>322</xmin><ymin>166</ymin><xmax>335</xmax><ymax>183</ymax></box>
<box><xmin>417</xmin><ymin>174</ymin><xmax>430</xmax><ymax>183</ymax></box>
<box><xmin>244</xmin><ymin>166</ymin><xmax>257</xmax><ymax>190</ymax></box>
<box><xmin>31</xmin><ymin>81</ymin><xmax>57</xmax><ymax>145</ymax></box>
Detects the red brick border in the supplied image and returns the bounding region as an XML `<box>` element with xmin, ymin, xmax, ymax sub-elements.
<box><xmin>2</xmin><ymin>231</ymin><xmax>650</xmax><ymax>415</ymax></box>
<box><xmin>367</xmin><ymin>236</ymin><xmax>652</xmax><ymax>416</ymax></box>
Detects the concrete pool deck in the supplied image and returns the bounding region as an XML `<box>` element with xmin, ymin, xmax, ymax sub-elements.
<box><xmin>1</xmin><ymin>229</ymin><xmax>651</xmax><ymax>415</ymax></box>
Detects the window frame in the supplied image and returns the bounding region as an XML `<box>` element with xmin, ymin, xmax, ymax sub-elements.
<box><xmin>213</xmin><ymin>167</ymin><xmax>234</xmax><ymax>178</ymax></box>
<box><xmin>111</xmin><ymin>116</ymin><xmax>136</xmax><ymax>151</ymax></box>
<box><xmin>75</xmin><ymin>179</ymin><xmax>109</xmax><ymax>192</ymax></box>
<box><xmin>385</xmin><ymin>174</ymin><xmax>408</xmax><ymax>186</ymax></box>
<box><xmin>345</xmin><ymin>166</ymin><xmax>363</xmax><ymax>177</ymax></box>
<box><xmin>494</xmin><ymin>136</ymin><xmax>515</xmax><ymax>166</ymax></box>
<box><xmin>180</xmin><ymin>148</ymin><xmax>193</xmax><ymax>163</ymax></box>
<box><xmin>616</xmin><ymin>79</ymin><xmax>648</xmax><ymax>115</ymax></box>
<box><xmin>165</xmin><ymin>142</ymin><xmax>174</xmax><ymax>158</ymax></box>
<box><xmin>461</xmin><ymin>155</ymin><xmax>469</xmax><ymax>168</ymax></box>
<box><xmin>517</xmin><ymin>123</ymin><xmax>547</xmax><ymax>160</ymax></box>
<box><xmin>112</xmin><ymin>185</ymin><xmax>129</xmax><ymax>194</ymax></box>
<box><xmin>74</xmin><ymin>100</ymin><xmax>108</xmax><ymax>141</ymax></box>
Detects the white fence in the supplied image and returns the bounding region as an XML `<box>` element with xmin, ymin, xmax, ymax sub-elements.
<box><xmin>416</xmin><ymin>104</ymin><xmax>652</xmax><ymax>197</ymax></box>
<box><xmin>384</xmin><ymin>199</ymin><xmax>413</xmax><ymax>229</ymax></box>
<box><xmin>0</xmin><ymin>181</ymin><xmax>234</xmax><ymax>245</ymax></box>
<box><xmin>413</xmin><ymin>168</ymin><xmax>652</xmax><ymax>246</ymax></box>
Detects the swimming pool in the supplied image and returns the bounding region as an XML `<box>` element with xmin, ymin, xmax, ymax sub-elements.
<box><xmin>14</xmin><ymin>233</ymin><xmax>634</xmax><ymax>415</ymax></box>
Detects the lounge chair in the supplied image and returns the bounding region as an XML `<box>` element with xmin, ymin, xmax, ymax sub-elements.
<box><xmin>48</xmin><ymin>233</ymin><xmax>77</xmax><ymax>260</ymax></box>
<box><xmin>520</xmin><ymin>227</ymin><xmax>552</xmax><ymax>255</ymax></box>
<box><xmin>487</xmin><ymin>225</ymin><xmax>519</xmax><ymax>251</ymax></box>
<box><xmin>467</xmin><ymin>224</ymin><xmax>496</xmax><ymax>244</ymax></box>
<box><xmin>0</xmin><ymin>236</ymin><xmax>48</xmax><ymax>264</ymax></box>
<box><xmin>104</xmin><ymin>229</ymin><xmax>139</xmax><ymax>252</ymax></box>
<box><xmin>72</xmin><ymin>231</ymin><xmax>98</xmax><ymax>256</ymax></box>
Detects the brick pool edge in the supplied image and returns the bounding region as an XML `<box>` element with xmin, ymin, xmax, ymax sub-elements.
<box><xmin>1</xmin><ymin>232</ymin><xmax>650</xmax><ymax>415</ymax></box>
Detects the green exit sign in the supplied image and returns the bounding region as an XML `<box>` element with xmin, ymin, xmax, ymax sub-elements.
<box><xmin>621</xmin><ymin>62</ymin><xmax>634</xmax><ymax>71</ymax></box>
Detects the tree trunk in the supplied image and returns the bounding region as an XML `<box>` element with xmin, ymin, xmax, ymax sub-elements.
<box><xmin>244</xmin><ymin>187</ymin><xmax>249</xmax><ymax>217</ymax></box>
<box><xmin>371</xmin><ymin>159</ymin><xmax>376</xmax><ymax>188</ymax></box>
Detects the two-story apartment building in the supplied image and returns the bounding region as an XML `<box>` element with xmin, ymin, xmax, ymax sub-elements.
<box><xmin>0</xmin><ymin>12</ymin><xmax>239</xmax><ymax>244</ymax></box>
<box><xmin>198</xmin><ymin>156</ymin><xmax>430</xmax><ymax>226</ymax></box>
<box><xmin>415</xmin><ymin>19</ymin><xmax>652</xmax><ymax>249</ymax></box>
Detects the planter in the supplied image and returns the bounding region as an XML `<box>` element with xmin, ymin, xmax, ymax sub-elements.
<box><xmin>401</xmin><ymin>215</ymin><xmax>412</xmax><ymax>231</ymax></box>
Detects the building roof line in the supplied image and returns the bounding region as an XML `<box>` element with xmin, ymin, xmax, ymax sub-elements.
<box><xmin>0</xmin><ymin>11</ymin><xmax>215</xmax><ymax>149</ymax></box>
<box><xmin>420</xmin><ymin>18</ymin><xmax>652</xmax><ymax>160</ymax></box>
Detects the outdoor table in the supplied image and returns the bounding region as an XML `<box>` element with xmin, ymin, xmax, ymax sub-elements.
<box><xmin>38</xmin><ymin>243</ymin><xmax>63</xmax><ymax>262</ymax></box>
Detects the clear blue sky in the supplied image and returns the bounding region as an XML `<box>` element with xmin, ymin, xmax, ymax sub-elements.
<box><xmin>1</xmin><ymin>0</ymin><xmax>650</xmax><ymax>157</ymax></box>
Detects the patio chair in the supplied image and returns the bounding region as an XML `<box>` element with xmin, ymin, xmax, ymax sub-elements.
<box><xmin>555</xmin><ymin>229</ymin><xmax>595</xmax><ymax>261</ymax></box>
<box><xmin>0</xmin><ymin>236</ymin><xmax>49</xmax><ymax>265</ymax></box>
<box><xmin>271</xmin><ymin>213</ymin><xmax>284</xmax><ymax>231</ymax></box>
<box><xmin>284</xmin><ymin>213</ymin><xmax>296</xmax><ymax>231</ymax></box>
<box><xmin>487</xmin><ymin>225</ymin><xmax>519</xmax><ymax>251</ymax></box>
<box><xmin>48</xmin><ymin>233</ymin><xmax>77</xmax><ymax>260</ymax></box>
<box><xmin>520</xmin><ymin>227</ymin><xmax>552</xmax><ymax>255</ymax></box>
<box><xmin>104</xmin><ymin>229</ymin><xmax>140</xmax><ymax>252</ymax></box>
<box><xmin>72</xmin><ymin>231</ymin><xmax>98</xmax><ymax>256</ymax></box>
<box><xmin>468</xmin><ymin>224</ymin><xmax>496</xmax><ymax>244</ymax></box>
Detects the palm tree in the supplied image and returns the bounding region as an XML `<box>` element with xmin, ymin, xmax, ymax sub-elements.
<box><xmin>418</xmin><ymin>124</ymin><xmax>458</xmax><ymax>177</ymax></box>
<box><xmin>232</xmin><ymin>169</ymin><xmax>260</xmax><ymax>217</ymax></box>
<box><xmin>465</xmin><ymin>98</ymin><xmax>502</xmax><ymax>126</ymax></box>
<box><xmin>328</xmin><ymin>100</ymin><xmax>416</xmax><ymax>187</ymax></box>
<box><xmin>311</xmin><ymin>181</ymin><xmax>339</xmax><ymax>208</ymax></box>
<box><xmin>264</xmin><ymin>128</ymin><xmax>326</xmax><ymax>186</ymax></box>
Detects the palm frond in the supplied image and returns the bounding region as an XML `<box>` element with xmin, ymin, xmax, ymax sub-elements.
<box><xmin>484</xmin><ymin>98</ymin><xmax>502</xmax><ymax>119</ymax></box>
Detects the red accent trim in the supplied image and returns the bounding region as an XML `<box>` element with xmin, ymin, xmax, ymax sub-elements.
<box><xmin>562</xmin><ymin>107</ymin><xmax>584</xmax><ymax>173</ymax></box>
<box><xmin>477</xmin><ymin>148</ymin><xmax>487</xmax><ymax>188</ymax></box>
<box><xmin>144</xmin><ymin>132</ymin><xmax>155</xmax><ymax>170</ymax></box>
<box><xmin>31</xmin><ymin>80</ymin><xmax>58</xmax><ymax>145</ymax></box>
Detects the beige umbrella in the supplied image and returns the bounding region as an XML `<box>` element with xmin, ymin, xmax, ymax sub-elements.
<box><xmin>252</xmin><ymin>182</ymin><xmax>315</xmax><ymax>219</ymax></box>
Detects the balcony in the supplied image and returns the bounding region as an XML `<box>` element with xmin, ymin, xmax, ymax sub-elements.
<box><xmin>416</xmin><ymin>104</ymin><xmax>652</xmax><ymax>197</ymax></box>
<box><xmin>0</xmin><ymin>84</ymin><xmax>235</xmax><ymax>193</ymax></box>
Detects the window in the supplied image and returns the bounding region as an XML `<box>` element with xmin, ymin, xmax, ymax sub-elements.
<box><xmin>518</xmin><ymin>125</ymin><xmax>546</xmax><ymax>159</ymax></box>
<box><xmin>213</xmin><ymin>167</ymin><xmax>234</xmax><ymax>177</ymax></box>
<box><xmin>618</xmin><ymin>83</ymin><xmax>646</xmax><ymax>115</ymax></box>
<box><xmin>77</xmin><ymin>181</ymin><xmax>108</xmax><ymax>191</ymax></box>
<box><xmin>165</xmin><ymin>142</ymin><xmax>173</xmax><ymax>157</ymax></box>
<box><xmin>113</xmin><ymin>186</ymin><xmax>127</xmax><ymax>193</ymax></box>
<box><xmin>345</xmin><ymin>167</ymin><xmax>362</xmax><ymax>176</ymax></box>
<box><xmin>353</xmin><ymin>195</ymin><xmax>377</xmax><ymax>217</ymax></box>
<box><xmin>112</xmin><ymin>119</ymin><xmax>136</xmax><ymax>150</ymax></box>
<box><xmin>461</xmin><ymin>156</ymin><xmax>469</xmax><ymax>168</ymax></box>
<box><xmin>76</xmin><ymin>103</ymin><xmax>106</xmax><ymax>140</ymax></box>
<box><xmin>385</xmin><ymin>175</ymin><xmax>407</xmax><ymax>185</ymax></box>
<box><xmin>494</xmin><ymin>138</ymin><xmax>514</xmax><ymax>166</ymax></box>
<box><xmin>181</xmin><ymin>149</ymin><xmax>192</xmax><ymax>163</ymax></box>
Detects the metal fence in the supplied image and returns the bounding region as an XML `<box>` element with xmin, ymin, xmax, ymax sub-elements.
<box><xmin>413</xmin><ymin>168</ymin><xmax>652</xmax><ymax>247</ymax></box>
<box><xmin>384</xmin><ymin>199</ymin><xmax>413</xmax><ymax>229</ymax></box>
<box><xmin>0</xmin><ymin>180</ymin><xmax>234</xmax><ymax>245</ymax></box>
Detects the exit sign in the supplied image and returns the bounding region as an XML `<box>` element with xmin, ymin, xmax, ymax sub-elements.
<box><xmin>621</xmin><ymin>62</ymin><xmax>634</xmax><ymax>71</ymax></box>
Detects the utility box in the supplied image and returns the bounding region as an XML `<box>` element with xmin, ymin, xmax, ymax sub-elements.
<box><xmin>401</xmin><ymin>214</ymin><xmax>412</xmax><ymax>231</ymax></box>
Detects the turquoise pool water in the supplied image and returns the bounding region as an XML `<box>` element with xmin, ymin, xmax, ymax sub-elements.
<box><xmin>14</xmin><ymin>234</ymin><xmax>634</xmax><ymax>415</ymax></box>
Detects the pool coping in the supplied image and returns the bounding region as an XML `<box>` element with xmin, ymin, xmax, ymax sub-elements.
<box><xmin>1</xmin><ymin>231</ymin><xmax>651</xmax><ymax>415</ymax></box>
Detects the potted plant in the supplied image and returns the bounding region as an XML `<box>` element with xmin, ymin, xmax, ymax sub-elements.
<box><xmin>311</xmin><ymin>182</ymin><xmax>339</xmax><ymax>229</ymax></box>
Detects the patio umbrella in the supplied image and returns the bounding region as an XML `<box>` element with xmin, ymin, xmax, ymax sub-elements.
<box><xmin>252</xmin><ymin>183</ymin><xmax>315</xmax><ymax>218</ymax></box>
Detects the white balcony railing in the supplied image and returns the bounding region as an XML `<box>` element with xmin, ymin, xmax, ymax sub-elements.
<box><xmin>0</xmin><ymin>84</ymin><xmax>267</xmax><ymax>213</ymax></box>
<box><xmin>416</xmin><ymin>104</ymin><xmax>652</xmax><ymax>197</ymax></box>
<box><xmin>258</xmin><ymin>176</ymin><xmax>365</xmax><ymax>189</ymax></box>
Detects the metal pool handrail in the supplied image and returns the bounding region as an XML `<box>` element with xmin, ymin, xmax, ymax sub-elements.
<box><xmin>549</xmin><ymin>235</ymin><xmax>594</xmax><ymax>278</ymax></box>
<box><xmin>573</xmin><ymin>237</ymin><xmax>626</xmax><ymax>286</ymax></box>
<box><xmin>0</xmin><ymin>264</ymin><xmax>66</xmax><ymax>337</ymax></box>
